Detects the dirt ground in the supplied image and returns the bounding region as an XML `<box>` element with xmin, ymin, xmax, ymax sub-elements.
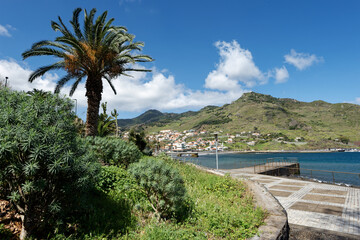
<box><xmin>289</xmin><ymin>224</ymin><xmax>359</xmax><ymax>240</ymax></box>
<box><xmin>0</xmin><ymin>200</ymin><xmax>21</xmax><ymax>239</ymax></box>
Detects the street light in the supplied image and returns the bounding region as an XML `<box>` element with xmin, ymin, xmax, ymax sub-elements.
<box><xmin>5</xmin><ymin>77</ymin><xmax>8</xmax><ymax>88</ymax></box>
<box><xmin>214</xmin><ymin>132</ymin><xmax>219</xmax><ymax>170</ymax></box>
<box><xmin>73</xmin><ymin>99</ymin><xmax>77</xmax><ymax>115</ymax></box>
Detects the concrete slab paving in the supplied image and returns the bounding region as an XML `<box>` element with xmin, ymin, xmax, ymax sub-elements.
<box><xmin>280</xmin><ymin>181</ymin><xmax>308</xmax><ymax>186</ymax></box>
<box><xmin>221</xmin><ymin>170</ymin><xmax>360</xmax><ymax>237</ymax></box>
<box><xmin>269</xmin><ymin>190</ymin><xmax>293</xmax><ymax>197</ymax></box>
<box><xmin>290</xmin><ymin>201</ymin><xmax>343</xmax><ymax>216</ymax></box>
<box><xmin>270</xmin><ymin>185</ymin><xmax>302</xmax><ymax>191</ymax></box>
<box><xmin>302</xmin><ymin>194</ymin><xmax>346</xmax><ymax>204</ymax></box>
<box><xmin>310</xmin><ymin>188</ymin><xmax>348</xmax><ymax>196</ymax></box>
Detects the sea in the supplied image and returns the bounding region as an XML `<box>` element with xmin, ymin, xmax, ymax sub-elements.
<box><xmin>176</xmin><ymin>152</ymin><xmax>360</xmax><ymax>187</ymax></box>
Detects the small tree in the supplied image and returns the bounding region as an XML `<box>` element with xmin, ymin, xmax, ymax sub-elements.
<box><xmin>0</xmin><ymin>89</ymin><xmax>99</xmax><ymax>239</ymax></box>
<box><xmin>97</xmin><ymin>102</ymin><xmax>116</xmax><ymax>137</ymax></box>
<box><xmin>128</xmin><ymin>158</ymin><xmax>187</xmax><ymax>220</ymax></box>
<box><xmin>128</xmin><ymin>128</ymin><xmax>150</xmax><ymax>154</ymax></box>
<box><xmin>111</xmin><ymin>109</ymin><xmax>119</xmax><ymax>137</ymax></box>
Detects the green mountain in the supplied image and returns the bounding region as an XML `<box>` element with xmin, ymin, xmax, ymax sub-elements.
<box><xmin>119</xmin><ymin>92</ymin><xmax>360</xmax><ymax>149</ymax></box>
<box><xmin>117</xmin><ymin>109</ymin><xmax>197</xmax><ymax>128</ymax></box>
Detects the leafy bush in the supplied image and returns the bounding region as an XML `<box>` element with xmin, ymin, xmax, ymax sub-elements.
<box><xmin>0</xmin><ymin>89</ymin><xmax>100</xmax><ymax>239</ymax></box>
<box><xmin>87</xmin><ymin>136</ymin><xmax>142</xmax><ymax>168</ymax></box>
<box><xmin>128</xmin><ymin>158</ymin><xmax>191</xmax><ymax>221</ymax></box>
<box><xmin>338</xmin><ymin>135</ymin><xmax>349</xmax><ymax>144</ymax></box>
<box><xmin>96</xmin><ymin>165</ymin><xmax>145</xmax><ymax>204</ymax></box>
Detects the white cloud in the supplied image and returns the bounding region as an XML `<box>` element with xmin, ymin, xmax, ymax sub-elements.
<box><xmin>0</xmin><ymin>59</ymin><xmax>243</xmax><ymax>114</ymax></box>
<box><xmin>353</xmin><ymin>98</ymin><xmax>360</xmax><ymax>105</ymax></box>
<box><xmin>205</xmin><ymin>40</ymin><xmax>267</xmax><ymax>91</ymax></box>
<box><xmin>0</xmin><ymin>59</ymin><xmax>56</xmax><ymax>91</ymax></box>
<box><xmin>285</xmin><ymin>49</ymin><xmax>323</xmax><ymax>70</ymax></box>
<box><xmin>0</xmin><ymin>24</ymin><xmax>11</xmax><ymax>37</ymax></box>
<box><xmin>274</xmin><ymin>66</ymin><xmax>289</xmax><ymax>84</ymax></box>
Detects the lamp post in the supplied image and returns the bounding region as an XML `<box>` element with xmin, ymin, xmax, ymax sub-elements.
<box><xmin>73</xmin><ymin>99</ymin><xmax>77</xmax><ymax>115</ymax></box>
<box><xmin>5</xmin><ymin>77</ymin><xmax>8</xmax><ymax>88</ymax></box>
<box><xmin>214</xmin><ymin>132</ymin><xmax>219</xmax><ymax>170</ymax></box>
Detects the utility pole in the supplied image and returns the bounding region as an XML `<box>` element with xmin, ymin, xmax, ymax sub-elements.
<box><xmin>73</xmin><ymin>99</ymin><xmax>77</xmax><ymax>116</ymax></box>
<box><xmin>214</xmin><ymin>132</ymin><xmax>219</xmax><ymax>170</ymax></box>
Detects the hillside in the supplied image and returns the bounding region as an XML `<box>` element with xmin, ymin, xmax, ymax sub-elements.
<box><xmin>118</xmin><ymin>92</ymin><xmax>360</xmax><ymax>148</ymax></box>
<box><xmin>117</xmin><ymin>109</ymin><xmax>197</xmax><ymax>128</ymax></box>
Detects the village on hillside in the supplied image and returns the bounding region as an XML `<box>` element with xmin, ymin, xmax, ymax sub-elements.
<box><xmin>122</xmin><ymin>129</ymin><xmax>308</xmax><ymax>152</ymax></box>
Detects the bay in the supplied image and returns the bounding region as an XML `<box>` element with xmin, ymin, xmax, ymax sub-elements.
<box><xmin>179</xmin><ymin>152</ymin><xmax>360</xmax><ymax>186</ymax></box>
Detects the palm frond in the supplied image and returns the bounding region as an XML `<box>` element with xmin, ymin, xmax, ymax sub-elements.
<box><xmin>124</xmin><ymin>68</ymin><xmax>152</xmax><ymax>72</ymax></box>
<box><xmin>57</xmin><ymin>16</ymin><xmax>73</xmax><ymax>38</ymax></box>
<box><xmin>94</xmin><ymin>11</ymin><xmax>108</xmax><ymax>46</ymax></box>
<box><xmin>133</xmin><ymin>54</ymin><xmax>154</xmax><ymax>62</ymax></box>
<box><xmin>69</xmin><ymin>75</ymin><xmax>84</xmax><ymax>96</ymax></box>
<box><xmin>28</xmin><ymin>62</ymin><xmax>64</xmax><ymax>82</ymax></box>
<box><xmin>22</xmin><ymin>47</ymin><xmax>66</xmax><ymax>59</ymax></box>
<box><xmin>103</xmin><ymin>75</ymin><xmax>117</xmax><ymax>94</ymax></box>
<box><xmin>54</xmin><ymin>74</ymin><xmax>73</xmax><ymax>93</ymax></box>
<box><xmin>31</xmin><ymin>40</ymin><xmax>70</xmax><ymax>52</ymax></box>
<box><xmin>70</xmin><ymin>8</ymin><xmax>84</xmax><ymax>40</ymax></box>
<box><xmin>84</xmin><ymin>8</ymin><xmax>97</xmax><ymax>44</ymax></box>
<box><xmin>56</xmin><ymin>37</ymin><xmax>85</xmax><ymax>55</ymax></box>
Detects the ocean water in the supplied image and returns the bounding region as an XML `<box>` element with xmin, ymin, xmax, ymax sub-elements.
<box><xmin>179</xmin><ymin>152</ymin><xmax>360</xmax><ymax>186</ymax></box>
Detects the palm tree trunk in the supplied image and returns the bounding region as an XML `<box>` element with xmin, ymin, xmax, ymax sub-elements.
<box><xmin>85</xmin><ymin>76</ymin><xmax>102</xmax><ymax>136</ymax></box>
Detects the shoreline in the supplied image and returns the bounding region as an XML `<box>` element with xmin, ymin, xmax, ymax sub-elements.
<box><xmin>196</xmin><ymin>149</ymin><xmax>358</xmax><ymax>155</ymax></box>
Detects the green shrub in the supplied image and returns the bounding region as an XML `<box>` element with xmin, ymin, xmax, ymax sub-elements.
<box><xmin>338</xmin><ymin>135</ymin><xmax>349</xmax><ymax>144</ymax></box>
<box><xmin>87</xmin><ymin>136</ymin><xmax>142</xmax><ymax>168</ymax></box>
<box><xmin>0</xmin><ymin>89</ymin><xmax>100</xmax><ymax>239</ymax></box>
<box><xmin>0</xmin><ymin>224</ymin><xmax>12</xmax><ymax>240</ymax></box>
<box><xmin>128</xmin><ymin>158</ymin><xmax>191</xmax><ymax>221</ymax></box>
<box><xmin>96</xmin><ymin>165</ymin><xmax>146</xmax><ymax>204</ymax></box>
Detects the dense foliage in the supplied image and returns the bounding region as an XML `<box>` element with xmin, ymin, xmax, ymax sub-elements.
<box><xmin>128</xmin><ymin>158</ymin><xmax>190</xmax><ymax>221</ymax></box>
<box><xmin>87</xmin><ymin>136</ymin><xmax>142</xmax><ymax>168</ymax></box>
<box><xmin>0</xmin><ymin>89</ymin><xmax>100</xmax><ymax>239</ymax></box>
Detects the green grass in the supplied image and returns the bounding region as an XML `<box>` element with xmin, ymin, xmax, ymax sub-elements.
<box><xmin>52</xmin><ymin>156</ymin><xmax>265</xmax><ymax>240</ymax></box>
<box><xmin>123</xmin><ymin>155</ymin><xmax>266</xmax><ymax>239</ymax></box>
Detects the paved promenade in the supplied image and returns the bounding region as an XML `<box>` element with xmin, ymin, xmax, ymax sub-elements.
<box><xmin>222</xmin><ymin>170</ymin><xmax>360</xmax><ymax>237</ymax></box>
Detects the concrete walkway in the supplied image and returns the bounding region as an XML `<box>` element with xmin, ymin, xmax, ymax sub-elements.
<box><xmin>221</xmin><ymin>170</ymin><xmax>360</xmax><ymax>237</ymax></box>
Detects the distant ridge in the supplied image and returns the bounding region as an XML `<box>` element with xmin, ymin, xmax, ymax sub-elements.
<box><xmin>117</xmin><ymin>92</ymin><xmax>360</xmax><ymax>145</ymax></box>
<box><xmin>117</xmin><ymin>109</ymin><xmax>197</xmax><ymax>128</ymax></box>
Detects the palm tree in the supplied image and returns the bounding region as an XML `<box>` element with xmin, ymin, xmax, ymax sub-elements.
<box><xmin>22</xmin><ymin>8</ymin><xmax>152</xmax><ymax>136</ymax></box>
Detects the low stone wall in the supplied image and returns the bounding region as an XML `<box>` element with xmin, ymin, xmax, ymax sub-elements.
<box><xmin>204</xmin><ymin>168</ymin><xmax>289</xmax><ymax>240</ymax></box>
<box><xmin>247</xmin><ymin>179</ymin><xmax>289</xmax><ymax>240</ymax></box>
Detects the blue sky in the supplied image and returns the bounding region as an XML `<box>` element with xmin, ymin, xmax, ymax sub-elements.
<box><xmin>1</xmin><ymin>0</ymin><xmax>360</xmax><ymax>119</ymax></box>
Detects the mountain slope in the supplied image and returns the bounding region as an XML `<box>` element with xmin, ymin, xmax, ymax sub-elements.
<box><xmin>118</xmin><ymin>92</ymin><xmax>360</xmax><ymax>144</ymax></box>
